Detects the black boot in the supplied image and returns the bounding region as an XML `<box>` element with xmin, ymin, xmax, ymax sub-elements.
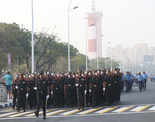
<box><xmin>34</xmin><ymin>111</ymin><xmax>39</xmax><ymax>117</ymax></box>
<box><xmin>43</xmin><ymin>115</ymin><xmax>46</xmax><ymax>120</ymax></box>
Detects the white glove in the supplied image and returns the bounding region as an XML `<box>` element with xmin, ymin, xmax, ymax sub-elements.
<box><xmin>75</xmin><ymin>83</ymin><xmax>79</xmax><ymax>87</ymax></box>
<box><xmin>34</xmin><ymin>87</ymin><xmax>37</xmax><ymax>90</ymax></box>
<box><xmin>89</xmin><ymin>89</ymin><xmax>92</xmax><ymax>93</ymax></box>
<box><xmin>84</xmin><ymin>90</ymin><xmax>87</xmax><ymax>95</ymax></box>
<box><xmin>51</xmin><ymin>91</ymin><xmax>53</xmax><ymax>95</ymax></box>
<box><xmin>46</xmin><ymin>95</ymin><xmax>50</xmax><ymax>100</ymax></box>
<box><xmin>103</xmin><ymin>88</ymin><xmax>105</xmax><ymax>91</ymax></box>
<box><xmin>26</xmin><ymin>93</ymin><xmax>29</xmax><ymax>98</ymax></box>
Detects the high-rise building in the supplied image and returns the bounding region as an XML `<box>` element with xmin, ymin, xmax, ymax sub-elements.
<box><xmin>87</xmin><ymin>0</ymin><xmax>103</xmax><ymax>59</ymax></box>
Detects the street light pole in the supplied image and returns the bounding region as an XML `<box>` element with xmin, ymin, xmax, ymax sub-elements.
<box><xmin>67</xmin><ymin>0</ymin><xmax>78</xmax><ymax>72</ymax></box>
<box><xmin>86</xmin><ymin>34</ymin><xmax>88</xmax><ymax>72</ymax></box>
<box><xmin>31</xmin><ymin>0</ymin><xmax>35</xmax><ymax>73</ymax></box>
<box><xmin>67</xmin><ymin>0</ymin><xmax>73</xmax><ymax>72</ymax></box>
<box><xmin>108</xmin><ymin>41</ymin><xmax>112</xmax><ymax>71</ymax></box>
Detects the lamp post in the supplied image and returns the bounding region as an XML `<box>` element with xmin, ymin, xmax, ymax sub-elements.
<box><xmin>67</xmin><ymin>0</ymin><xmax>78</xmax><ymax>72</ymax></box>
<box><xmin>108</xmin><ymin>41</ymin><xmax>112</xmax><ymax>71</ymax></box>
<box><xmin>31</xmin><ymin>0</ymin><xmax>34</xmax><ymax>73</ymax></box>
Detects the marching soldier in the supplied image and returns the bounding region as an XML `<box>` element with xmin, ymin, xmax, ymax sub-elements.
<box><xmin>12</xmin><ymin>69</ymin><xmax>123</xmax><ymax>111</ymax></box>
<box><xmin>34</xmin><ymin>73</ymin><xmax>49</xmax><ymax>120</ymax></box>
<box><xmin>105</xmin><ymin>71</ymin><xmax>113</xmax><ymax>105</ymax></box>
<box><xmin>75</xmin><ymin>73</ymin><xmax>85</xmax><ymax>110</ymax></box>
<box><xmin>12</xmin><ymin>75</ymin><xmax>19</xmax><ymax>109</ymax></box>
<box><xmin>16</xmin><ymin>73</ymin><xmax>27</xmax><ymax>112</ymax></box>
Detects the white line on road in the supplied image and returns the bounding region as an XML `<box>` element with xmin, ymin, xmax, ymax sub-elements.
<box><xmin>0</xmin><ymin>112</ymin><xmax>18</xmax><ymax>118</ymax></box>
<box><xmin>1</xmin><ymin>110</ymin><xmax>155</xmax><ymax>120</ymax></box>
<box><xmin>148</xmin><ymin>106</ymin><xmax>155</xmax><ymax>111</ymax></box>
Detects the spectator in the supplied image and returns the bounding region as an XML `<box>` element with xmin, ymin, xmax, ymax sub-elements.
<box><xmin>2</xmin><ymin>71</ymin><xmax>13</xmax><ymax>99</ymax></box>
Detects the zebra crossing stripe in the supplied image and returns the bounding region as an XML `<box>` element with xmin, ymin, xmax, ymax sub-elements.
<box><xmin>61</xmin><ymin>109</ymin><xmax>80</xmax><ymax>116</ymax></box>
<box><xmin>0</xmin><ymin>112</ymin><xmax>18</xmax><ymax>118</ymax></box>
<box><xmin>113</xmin><ymin>106</ymin><xmax>134</xmax><ymax>113</ymax></box>
<box><xmin>26</xmin><ymin>111</ymin><xmax>43</xmax><ymax>117</ymax></box>
<box><xmin>96</xmin><ymin>106</ymin><xmax>118</xmax><ymax>114</ymax></box>
<box><xmin>9</xmin><ymin>111</ymin><xmax>34</xmax><ymax>117</ymax></box>
<box><xmin>130</xmin><ymin>105</ymin><xmax>150</xmax><ymax>112</ymax></box>
<box><xmin>25</xmin><ymin>109</ymin><xmax>55</xmax><ymax>117</ymax></box>
<box><xmin>148</xmin><ymin>106</ymin><xmax>155</xmax><ymax>111</ymax></box>
<box><xmin>47</xmin><ymin>110</ymin><xmax>66</xmax><ymax>116</ymax></box>
<box><xmin>78</xmin><ymin>107</ymin><xmax>103</xmax><ymax>115</ymax></box>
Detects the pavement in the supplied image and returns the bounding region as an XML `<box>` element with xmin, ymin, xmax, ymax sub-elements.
<box><xmin>0</xmin><ymin>80</ymin><xmax>155</xmax><ymax>122</ymax></box>
<box><xmin>0</xmin><ymin>99</ymin><xmax>12</xmax><ymax>109</ymax></box>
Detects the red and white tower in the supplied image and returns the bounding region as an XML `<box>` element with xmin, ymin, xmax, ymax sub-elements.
<box><xmin>87</xmin><ymin>0</ymin><xmax>102</xmax><ymax>60</ymax></box>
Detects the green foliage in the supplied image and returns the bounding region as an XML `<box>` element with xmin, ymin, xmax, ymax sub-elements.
<box><xmin>71</xmin><ymin>54</ymin><xmax>86</xmax><ymax>72</ymax></box>
<box><xmin>0</xmin><ymin>23</ymin><xmax>83</xmax><ymax>73</ymax></box>
<box><xmin>89</xmin><ymin>57</ymin><xmax>120</xmax><ymax>70</ymax></box>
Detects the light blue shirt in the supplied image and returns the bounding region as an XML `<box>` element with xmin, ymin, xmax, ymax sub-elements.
<box><xmin>2</xmin><ymin>74</ymin><xmax>13</xmax><ymax>86</ymax></box>
<box><xmin>143</xmin><ymin>74</ymin><xmax>148</xmax><ymax>80</ymax></box>
<box><xmin>137</xmin><ymin>75</ymin><xmax>143</xmax><ymax>82</ymax></box>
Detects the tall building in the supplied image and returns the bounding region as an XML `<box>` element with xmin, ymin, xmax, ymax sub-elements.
<box><xmin>87</xmin><ymin>0</ymin><xmax>103</xmax><ymax>59</ymax></box>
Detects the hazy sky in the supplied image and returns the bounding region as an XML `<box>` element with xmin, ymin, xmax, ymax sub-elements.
<box><xmin>0</xmin><ymin>0</ymin><xmax>155</xmax><ymax>56</ymax></box>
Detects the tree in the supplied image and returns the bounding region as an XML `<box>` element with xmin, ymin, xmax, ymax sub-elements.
<box><xmin>89</xmin><ymin>57</ymin><xmax>120</xmax><ymax>70</ymax></box>
<box><xmin>0</xmin><ymin>22</ymin><xmax>86</xmax><ymax>73</ymax></box>
<box><xmin>71</xmin><ymin>54</ymin><xmax>86</xmax><ymax>72</ymax></box>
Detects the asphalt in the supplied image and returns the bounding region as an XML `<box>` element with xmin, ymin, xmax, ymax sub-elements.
<box><xmin>121</xmin><ymin>80</ymin><xmax>155</xmax><ymax>105</ymax></box>
<box><xmin>0</xmin><ymin>112</ymin><xmax>155</xmax><ymax>122</ymax></box>
<box><xmin>0</xmin><ymin>80</ymin><xmax>155</xmax><ymax>122</ymax></box>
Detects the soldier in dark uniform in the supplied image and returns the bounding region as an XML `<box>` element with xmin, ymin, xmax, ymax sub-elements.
<box><xmin>34</xmin><ymin>73</ymin><xmax>49</xmax><ymax>120</ymax></box>
<box><xmin>87</xmin><ymin>72</ymin><xmax>93</xmax><ymax>107</ymax></box>
<box><xmin>64</xmin><ymin>74</ymin><xmax>73</xmax><ymax>107</ymax></box>
<box><xmin>16</xmin><ymin>73</ymin><xmax>27</xmax><ymax>112</ymax></box>
<box><xmin>47</xmin><ymin>73</ymin><xmax>54</xmax><ymax>108</ymax></box>
<box><xmin>75</xmin><ymin>73</ymin><xmax>85</xmax><ymax>110</ymax></box>
<box><xmin>12</xmin><ymin>75</ymin><xmax>19</xmax><ymax>109</ymax></box>
<box><xmin>115</xmin><ymin>69</ymin><xmax>122</xmax><ymax>103</ymax></box>
<box><xmin>101</xmin><ymin>70</ymin><xmax>107</xmax><ymax>104</ymax></box>
<box><xmin>70</xmin><ymin>73</ymin><xmax>77</xmax><ymax>106</ymax></box>
<box><xmin>105</xmin><ymin>71</ymin><xmax>113</xmax><ymax>105</ymax></box>
<box><xmin>28</xmin><ymin>74</ymin><xmax>37</xmax><ymax>109</ymax></box>
<box><xmin>53</xmin><ymin>74</ymin><xmax>62</xmax><ymax>107</ymax></box>
<box><xmin>91</xmin><ymin>72</ymin><xmax>98</xmax><ymax>107</ymax></box>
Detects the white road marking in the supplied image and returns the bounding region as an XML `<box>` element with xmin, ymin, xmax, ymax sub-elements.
<box><xmin>130</xmin><ymin>105</ymin><xmax>150</xmax><ymax>112</ymax></box>
<box><xmin>78</xmin><ymin>107</ymin><xmax>102</xmax><ymax>115</ymax></box>
<box><xmin>95</xmin><ymin>107</ymin><xmax>117</xmax><ymax>114</ymax></box>
<box><xmin>112</xmin><ymin>106</ymin><xmax>133</xmax><ymax>113</ymax></box>
<box><xmin>148</xmin><ymin>106</ymin><xmax>155</xmax><ymax>111</ymax></box>
<box><xmin>0</xmin><ymin>112</ymin><xmax>18</xmax><ymax>117</ymax></box>
<box><xmin>61</xmin><ymin>109</ymin><xmax>80</xmax><ymax>116</ymax></box>
<box><xmin>9</xmin><ymin>111</ymin><xmax>33</xmax><ymax>117</ymax></box>
<box><xmin>47</xmin><ymin>110</ymin><xmax>66</xmax><ymax>116</ymax></box>
<box><xmin>1</xmin><ymin>110</ymin><xmax>155</xmax><ymax>120</ymax></box>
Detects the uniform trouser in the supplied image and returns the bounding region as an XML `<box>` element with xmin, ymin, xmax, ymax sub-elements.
<box><xmin>77</xmin><ymin>87</ymin><xmax>84</xmax><ymax>108</ymax></box>
<box><xmin>88</xmin><ymin>91</ymin><xmax>92</xmax><ymax>106</ymax></box>
<box><xmin>17</xmin><ymin>93</ymin><xmax>26</xmax><ymax>111</ymax></box>
<box><xmin>115</xmin><ymin>84</ymin><xmax>121</xmax><ymax>102</ymax></box>
<box><xmin>29</xmin><ymin>92</ymin><xmax>36</xmax><ymax>109</ymax></box>
<box><xmin>12</xmin><ymin>92</ymin><xmax>17</xmax><ymax>109</ymax></box>
<box><xmin>64</xmin><ymin>88</ymin><xmax>72</xmax><ymax>106</ymax></box>
<box><xmin>126</xmin><ymin>81</ymin><xmax>132</xmax><ymax>92</ymax></box>
<box><xmin>144</xmin><ymin>79</ymin><xmax>146</xmax><ymax>89</ymax></box>
<box><xmin>139</xmin><ymin>82</ymin><xmax>143</xmax><ymax>92</ymax></box>
<box><xmin>36</xmin><ymin>93</ymin><xmax>47</xmax><ymax>117</ymax></box>
<box><xmin>92</xmin><ymin>89</ymin><xmax>97</xmax><ymax>106</ymax></box>
<box><xmin>105</xmin><ymin>86</ymin><xmax>112</xmax><ymax>104</ymax></box>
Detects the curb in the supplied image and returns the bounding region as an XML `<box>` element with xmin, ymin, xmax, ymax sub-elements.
<box><xmin>0</xmin><ymin>102</ymin><xmax>12</xmax><ymax>109</ymax></box>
